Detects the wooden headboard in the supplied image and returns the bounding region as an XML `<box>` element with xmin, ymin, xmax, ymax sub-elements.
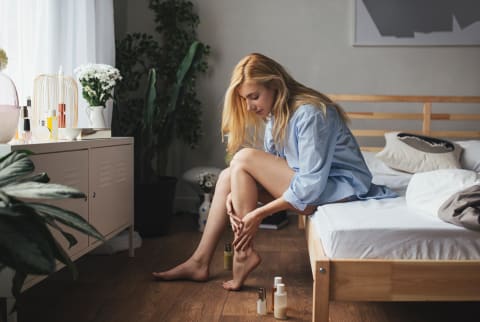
<box><xmin>327</xmin><ymin>94</ymin><xmax>480</xmax><ymax>151</ymax></box>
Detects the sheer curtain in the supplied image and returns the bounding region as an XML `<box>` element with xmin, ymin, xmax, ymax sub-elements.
<box><xmin>0</xmin><ymin>0</ymin><xmax>115</xmax><ymax>127</ymax></box>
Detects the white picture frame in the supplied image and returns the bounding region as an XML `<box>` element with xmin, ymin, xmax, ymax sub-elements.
<box><xmin>353</xmin><ymin>0</ymin><xmax>480</xmax><ymax>46</ymax></box>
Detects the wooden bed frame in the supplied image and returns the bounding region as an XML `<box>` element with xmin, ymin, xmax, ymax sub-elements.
<box><xmin>302</xmin><ymin>94</ymin><xmax>480</xmax><ymax>322</ymax></box>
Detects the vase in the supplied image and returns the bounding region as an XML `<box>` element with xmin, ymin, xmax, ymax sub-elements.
<box><xmin>198</xmin><ymin>192</ymin><xmax>212</xmax><ymax>232</ymax></box>
<box><xmin>85</xmin><ymin>105</ymin><xmax>106</xmax><ymax>128</ymax></box>
<box><xmin>0</xmin><ymin>71</ymin><xmax>20</xmax><ymax>143</ymax></box>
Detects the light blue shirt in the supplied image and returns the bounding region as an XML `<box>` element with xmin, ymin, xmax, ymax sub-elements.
<box><xmin>264</xmin><ymin>104</ymin><xmax>397</xmax><ymax>211</ymax></box>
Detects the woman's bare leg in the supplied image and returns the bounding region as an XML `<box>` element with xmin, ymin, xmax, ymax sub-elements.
<box><xmin>222</xmin><ymin>157</ymin><xmax>262</xmax><ymax>290</ymax></box>
<box><xmin>222</xmin><ymin>148</ymin><xmax>295</xmax><ymax>290</ymax></box>
<box><xmin>152</xmin><ymin>168</ymin><xmax>232</xmax><ymax>281</ymax></box>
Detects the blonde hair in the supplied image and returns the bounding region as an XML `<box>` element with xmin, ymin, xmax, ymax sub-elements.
<box><xmin>221</xmin><ymin>53</ymin><xmax>348</xmax><ymax>154</ymax></box>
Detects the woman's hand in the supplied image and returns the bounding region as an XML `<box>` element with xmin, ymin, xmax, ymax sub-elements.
<box><xmin>226</xmin><ymin>193</ymin><xmax>243</xmax><ymax>234</ymax></box>
<box><xmin>232</xmin><ymin>210</ymin><xmax>263</xmax><ymax>251</ymax></box>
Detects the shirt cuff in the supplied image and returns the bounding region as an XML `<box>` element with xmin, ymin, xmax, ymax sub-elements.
<box><xmin>283</xmin><ymin>189</ymin><xmax>308</xmax><ymax>211</ymax></box>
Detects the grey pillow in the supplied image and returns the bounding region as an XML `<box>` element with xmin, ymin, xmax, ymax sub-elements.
<box><xmin>376</xmin><ymin>132</ymin><xmax>462</xmax><ymax>173</ymax></box>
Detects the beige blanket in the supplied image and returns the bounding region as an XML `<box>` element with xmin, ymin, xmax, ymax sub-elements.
<box><xmin>438</xmin><ymin>184</ymin><xmax>480</xmax><ymax>231</ymax></box>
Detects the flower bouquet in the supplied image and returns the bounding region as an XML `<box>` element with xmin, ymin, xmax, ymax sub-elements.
<box><xmin>74</xmin><ymin>63</ymin><xmax>122</xmax><ymax>107</ymax></box>
<box><xmin>197</xmin><ymin>172</ymin><xmax>218</xmax><ymax>194</ymax></box>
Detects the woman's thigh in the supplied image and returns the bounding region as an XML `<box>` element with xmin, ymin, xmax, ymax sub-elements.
<box><xmin>230</xmin><ymin>148</ymin><xmax>294</xmax><ymax>199</ymax></box>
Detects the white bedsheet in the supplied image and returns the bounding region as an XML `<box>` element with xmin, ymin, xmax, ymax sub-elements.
<box><xmin>310</xmin><ymin>196</ymin><xmax>480</xmax><ymax>260</ymax></box>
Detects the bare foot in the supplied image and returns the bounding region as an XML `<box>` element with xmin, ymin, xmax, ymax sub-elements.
<box><xmin>152</xmin><ymin>258</ymin><xmax>209</xmax><ymax>282</ymax></box>
<box><xmin>222</xmin><ymin>249</ymin><xmax>261</xmax><ymax>291</ymax></box>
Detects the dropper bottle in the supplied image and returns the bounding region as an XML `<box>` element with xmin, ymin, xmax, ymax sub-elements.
<box><xmin>272</xmin><ymin>276</ymin><xmax>282</xmax><ymax>311</ymax></box>
<box><xmin>257</xmin><ymin>287</ymin><xmax>267</xmax><ymax>315</ymax></box>
<box><xmin>47</xmin><ymin>109</ymin><xmax>58</xmax><ymax>140</ymax></box>
<box><xmin>224</xmin><ymin>242</ymin><xmax>233</xmax><ymax>270</ymax></box>
<box><xmin>274</xmin><ymin>283</ymin><xmax>288</xmax><ymax>320</ymax></box>
<box><xmin>20</xmin><ymin>106</ymin><xmax>31</xmax><ymax>143</ymax></box>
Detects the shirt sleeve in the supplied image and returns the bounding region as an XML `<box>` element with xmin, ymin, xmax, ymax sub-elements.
<box><xmin>282</xmin><ymin>108</ymin><xmax>338</xmax><ymax>210</ymax></box>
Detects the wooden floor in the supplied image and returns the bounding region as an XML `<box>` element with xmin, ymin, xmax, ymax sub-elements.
<box><xmin>16</xmin><ymin>213</ymin><xmax>478</xmax><ymax>322</ymax></box>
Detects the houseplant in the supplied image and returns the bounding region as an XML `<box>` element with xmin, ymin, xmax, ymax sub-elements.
<box><xmin>113</xmin><ymin>0</ymin><xmax>209</xmax><ymax>236</ymax></box>
<box><xmin>0</xmin><ymin>150</ymin><xmax>103</xmax><ymax>300</ymax></box>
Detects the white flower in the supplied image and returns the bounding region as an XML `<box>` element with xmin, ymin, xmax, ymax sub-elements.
<box><xmin>74</xmin><ymin>63</ymin><xmax>122</xmax><ymax>107</ymax></box>
<box><xmin>0</xmin><ymin>48</ymin><xmax>8</xmax><ymax>71</ymax></box>
<box><xmin>197</xmin><ymin>172</ymin><xmax>218</xmax><ymax>193</ymax></box>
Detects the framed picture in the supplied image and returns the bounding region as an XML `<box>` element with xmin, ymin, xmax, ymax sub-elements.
<box><xmin>354</xmin><ymin>0</ymin><xmax>480</xmax><ymax>46</ymax></box>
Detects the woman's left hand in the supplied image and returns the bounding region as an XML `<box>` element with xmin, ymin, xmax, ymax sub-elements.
<box><xmin>232</xmin><ymin>210</ymin><xmax>263</xmax><ymax>251</ymax></box>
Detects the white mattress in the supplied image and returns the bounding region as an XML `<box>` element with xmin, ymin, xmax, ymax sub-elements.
<box><xmin>310</xmin><ymin>196</ymin><xmax>480</xmax><ymax>260</ymax></box>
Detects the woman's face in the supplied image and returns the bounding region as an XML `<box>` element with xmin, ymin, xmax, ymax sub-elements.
<box><xmin>237</xmin><ymin>81</ymin><xmax>275</xmax><ymax>118</ymax></box>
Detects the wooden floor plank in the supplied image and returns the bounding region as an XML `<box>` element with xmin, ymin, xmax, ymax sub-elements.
<box><xmin>14</xmin><ymin>212</ymin><xmax>479</xmax><ymax>322</ymax></box>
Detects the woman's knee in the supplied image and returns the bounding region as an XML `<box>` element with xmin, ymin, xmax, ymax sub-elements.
<box><xmin>230</xmin><ymin>148</ymin><xmax>258</xmax><ymax>171</ymax></box>
<box><xmin>216</xmin><ymin>167</ymin><xmax>231</xmax><ymax>190</ymax></box>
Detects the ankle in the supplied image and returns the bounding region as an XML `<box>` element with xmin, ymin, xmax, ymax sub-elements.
<box><xmin>235</xmin><ymin>248</ymin><xmax>253</xmax><ymax>262</ymax></box>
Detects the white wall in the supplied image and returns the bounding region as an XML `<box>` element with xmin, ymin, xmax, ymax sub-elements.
<box><xmin>115</xmin><ymin>0</ymin><xmax>480</xmax><ymax>209</ymax></box>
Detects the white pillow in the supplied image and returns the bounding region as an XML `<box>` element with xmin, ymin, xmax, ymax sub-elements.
<box><xmin>455</xmin><ymin>140</ymin><xmax>480</xmax><ymax>172</ymax></box>
<box><xmin>362</xmin><ymin>151</ymin><xmax>412</xmax><ymax>191</ymax></box>
<box><xmin>376</xmin><ymin>132</ymin><xmax>462</xmax><ymax>173</ymax></box>
<box><xmin>405</xmin><ymin>169</ymin><xmax>480</xmax><ymax>217</ymax></box>
<box><xmin>362</xmin><ymin>151</ymin><xmax>408</xmax><ymax>176</ymax></box>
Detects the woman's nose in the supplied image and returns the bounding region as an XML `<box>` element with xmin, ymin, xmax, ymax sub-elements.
<box><xmin>246</xmin><ymin>101</ymin><xmax>255</xmax><ymax>111</ymax></box>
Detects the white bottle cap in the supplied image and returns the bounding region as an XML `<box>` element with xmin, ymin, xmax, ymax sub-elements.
<box><xmin>274</xmin><ymin>276</ymin><xmax>282</xmax><ymax>286</ymax></box>
<box><xmin>277</xmin><ymin>283</ymin><xmax>285</xmax><ymax>294</ymax></box>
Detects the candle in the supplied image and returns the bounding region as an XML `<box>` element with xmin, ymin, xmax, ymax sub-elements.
<box><xmin>58</xmin><ymin>65</ymin><xmax>64</xmax><ymax>104</ymax></box>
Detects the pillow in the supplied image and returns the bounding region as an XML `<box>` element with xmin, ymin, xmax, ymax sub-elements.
<box><xmin>362</xmin><ymin>151</ymin><xmax>408</xmax><ymax>176</ymax></box>
<box><xmin>376</xmin><ymin>132</ymin><xmax>462</xmax><ymax>173</ymax></box>
<box><xmin>455</xmin><ymin>140</ymin><xmax>480</xmax><ymax>172</ymax></box>
<box><xmin>406</xmin><ymin>169</ymin><xmax>480</xmax><ymax>217</ymax></box>
<box><xmin>362</xmin><ymin>151</ymin><xmax>412</xmax><ymax>192</ymax></box>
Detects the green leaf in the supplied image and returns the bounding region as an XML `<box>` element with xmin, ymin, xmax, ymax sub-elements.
<box><xmin>50</xmin><ymin>234</ymin><xmax>78</xmax><ymax>280</ymax></box>
<box><xmin>143</xmin><ymin>68</ymin><xmax>158</xmax><ymax>135</ymax></box>
<box><xmin>12</xmin><ymin>271</ymin><xmax>27</xmax><ymax>299</ymax></box>
<box><xmin>43</xmin><ymin>216</ymin><xmax>78</xmax><ymax>249</ymax></box>
<box><xmin>18</xmin><ymin>172</ymin><xmax>50</xmax><ymax>184</ymax></box>
<box><xmin>0</xmin><ymin>152</ymin><xmax>34</xmax><ymax>187</ymax></box>
<box><xmin>0</xmin><ymin>213</ymin><xmax>55</xmax><ymax>275</ymax></box>
<box><xmin>27</xmin><ymin>203</ymin><xmax>104</xmax><ymax>241</ymax></box>
<box><xmin>2</xmin><ymin>182</ymin><xmax>86</xmax><ymax>200</ymax></box>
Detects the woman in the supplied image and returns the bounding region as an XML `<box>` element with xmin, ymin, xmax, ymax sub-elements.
<box><xmin>152</xmin><ymin>53</ymin><xmax>396</xmax><ymax>290</ymax></box>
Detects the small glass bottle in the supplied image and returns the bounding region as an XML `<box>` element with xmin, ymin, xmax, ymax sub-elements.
<box><xmin>21</xmin><ymin>106</ymin><xmax>31</xmax><ymax>144</ymax></box>
<box><xmin>47</xmin><ymin>109</ymin><xmax>58</xmax><ymax>140</ymax></box>
<box><xmin>272</xmin><ymin>276</ymin><xmax>282</xmax><ymax>311</ymax></box>
<box><xmin>274</xmin><ymin>283</ymin><xmax>287</xmax><ymax>320</ymax></box>
<box><xmin>224</xmin><ymin>242</ymin><xmax>233</xmax><ymax>270</ymax></box>
<box><xmin>33</xmin><ymin>119</ymin><xmax>51</xmax><ymax>141</ymax></box>
<box><xmin>257</xmin><ymin>287</ymin><xmax>267</xmax><ymax>315</ymax></box>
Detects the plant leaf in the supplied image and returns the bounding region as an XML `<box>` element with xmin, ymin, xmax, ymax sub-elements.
<box><xmin>167</xmin><ymin>41</ymin><xmax>201</xmax><ymax>116</ymax></box>
<box><xmin>2</xmin><ymin>182</ymin><xmax>85</xmax><ymax>199</ymax></box>
<box><xmin>50</xmin><ymin>234</ymin><xmax>78</xmax><ymax>280</ymax></box>
<box><xmin>0</xmin><ymin>212</ymin><xmax>55</xmax><ymax>275</ymax></box>
<box><xmin>0</xmin><ymin>152</ymin><xmax>34</xmax><ymax>187</ymax></box>
<box><xmin>143</xmin><ymin>68</ymin><xmax>157</xmax><ymax>134</ymax></box>
<box><xmin>12</xmin><ymin>271</ymin><xmax>27</xmax><ymax>299</ymax></box>
<box><xmin>27</xmin><ymin>202</ymin><xmax>104</xmax><ymax>241</ymax></box>
<box><xmin>43</xmin><ymin>215</ymin><xmax>78</xmax><ymax>249</ymax></box>
<box><xmin>18</xmin><ymin>172</ymin><xmax>50</xmax><ymax>184</ymax></box>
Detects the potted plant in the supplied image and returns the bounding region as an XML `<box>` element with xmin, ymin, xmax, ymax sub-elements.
<box><xmin>0</xmin><ymin>150</ymin><xmax>103</xmax><ymax>301</ymax></box>
<box><xmin>113</xmin><ymin>0</ymin><xmax>209</xmax><ymax>236</ymax></box>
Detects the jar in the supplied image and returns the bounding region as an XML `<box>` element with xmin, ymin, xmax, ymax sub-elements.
<box><xmin>0</xmin><ymin>71</ymin><xmax>20</xmax><ymax>143</ymax></box>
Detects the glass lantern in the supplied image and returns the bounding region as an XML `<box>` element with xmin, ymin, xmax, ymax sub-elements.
<box><xmin>0</xmin><ymin>71</ymin><xmax>20</xmax><ymax>143</ymax></box>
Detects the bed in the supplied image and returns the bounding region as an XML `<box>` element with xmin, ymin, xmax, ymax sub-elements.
<box><xmin>301</xmin><ymin>94</ymin><xmax>480</xmax><ymax>322</ymax></box>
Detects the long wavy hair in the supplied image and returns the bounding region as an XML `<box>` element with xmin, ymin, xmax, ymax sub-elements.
<box><xmin>221</xmin><ymin>53</ymin><xmax>348</xmax><ymax>154</ymax></box>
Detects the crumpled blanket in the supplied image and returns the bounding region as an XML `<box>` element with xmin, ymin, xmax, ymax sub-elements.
<box><xmin>438</xmin><ymin>184</ymin><xmax>480</xmax><ymax>231</ymax></box>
